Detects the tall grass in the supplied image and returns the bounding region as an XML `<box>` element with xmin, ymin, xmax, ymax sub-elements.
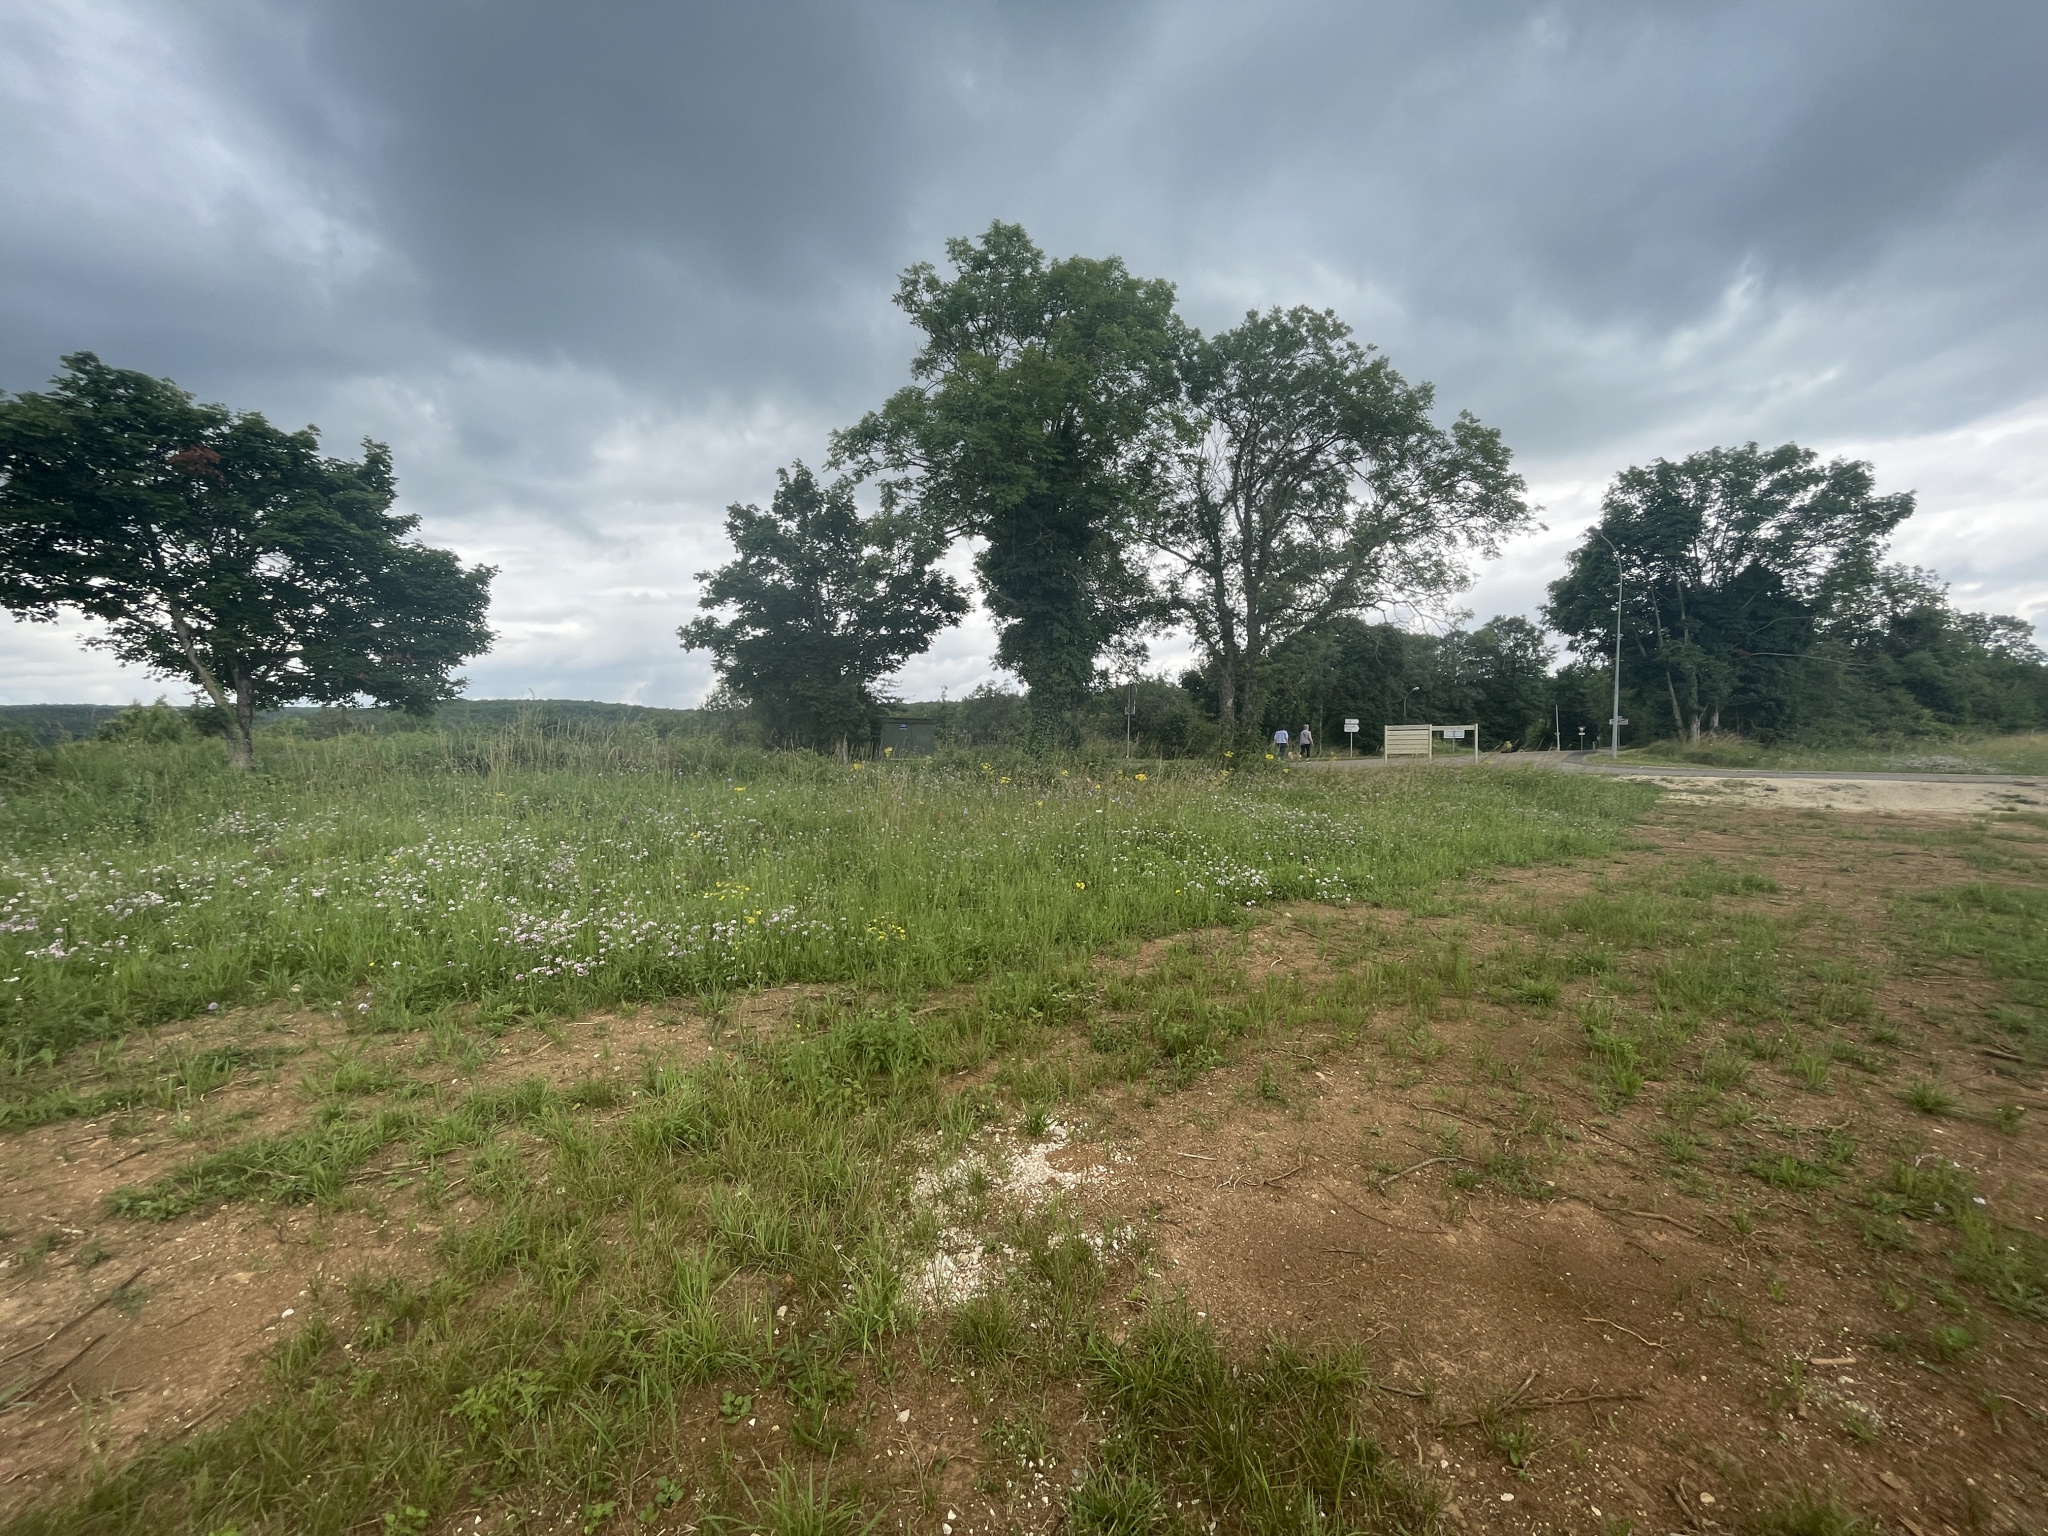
<box><xmin>2</xmin><ymin>725</ymin><xmax>1655</xmax><ymax>1075</ymax></box>
<box><xmin>0</xmin><ymin>725</ymin><xmax>1661</xmax><ymax>1535</ymax></box>
<box><xmin>1618</xmin><ymin>729</ymin><xmax>2048</xmax><ymax>775</ymax></box>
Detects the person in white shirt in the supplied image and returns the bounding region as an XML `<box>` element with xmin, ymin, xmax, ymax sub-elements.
<box><xmin>1272</xmin><ymin>727</ymin><xmax>1289</xmax><ymax>759</ymax></box>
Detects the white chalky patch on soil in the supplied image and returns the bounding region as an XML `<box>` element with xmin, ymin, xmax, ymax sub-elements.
<box><xmin>908</xmin><ymin>1123</ymin><xmax>1093</xmax><ymax>1307</ymax></box>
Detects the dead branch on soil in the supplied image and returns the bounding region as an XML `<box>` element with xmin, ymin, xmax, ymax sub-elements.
<box><xmin>1583</xmin><ymin>1315</ymin><xmax>1664</xmax><ymax>1349</ymax></box>
<box><xmin>0</xmin><ymin>1265</ymin><xmax>146</xmax><ymax>1370</ymax></box>
<box><xmin>1377</xmin><ymin>1156</ymin><xmax>1461</xmax><ymax>1191</ymax></box>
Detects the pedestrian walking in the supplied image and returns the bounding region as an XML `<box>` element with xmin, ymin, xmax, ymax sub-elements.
<box><xmin>1272</xmin><ymin>726</ymin><xmax>1289</xmax><ymax>760</ymax></box>
<box><xmin>1298</xmin><ymin>726</ymin><xmax>1314</xmax><ymax>759</ymax></box>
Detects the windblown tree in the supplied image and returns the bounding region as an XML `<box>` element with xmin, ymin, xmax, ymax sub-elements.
<box><xmin>680</xmin><ymin>462</ymin><xmax>966</xmax><ymax>753</ymax></box>
<box><xmin>1145</xmin><ymin>306</ymin><xmax>1531</xmax><ymax>740</ymax></box>
<box><xmin>832</xmin><ymin>223</ymin><xmax>1182</xmax><ymax>750</ymax></box>
<box><xmin>1544</xmin><ymin>442</ymin><xmax>1913</xmax><ymax>742</ymax></box>
<box><xmin>0</xmin><ymin>354</ymin><xmax>495</xmax><ymax>768</ymax></box>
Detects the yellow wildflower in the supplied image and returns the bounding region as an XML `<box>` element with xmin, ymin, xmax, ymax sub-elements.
<box><xmin>1075</xmin><ymin>881</ymin><xmax>1086</xmax><ymax>889</ymax></box>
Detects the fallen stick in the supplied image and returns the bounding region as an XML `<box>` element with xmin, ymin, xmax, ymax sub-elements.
<box><xmin>0</xmin><ymin>1334</ymin><xmax>103</xmax><ymax>1410</ymax></box>
<box><xmin>1378</xmin><ymin>1156</ymin><xmax>1460</xmax><ymax>1191</ymax></box>
<box><xmin>1174</xmin><ymin>1152</ymin><xmax>1217</xmax><ymax>1162</ymax></box>
<box><xmin>1583</xmin><ymin>1315</ymin><xmax>1663</xmax><ymax>1349</ymax></box>
<box><xmin>0</xmin><ymin>1266</ymin><xmax>146</xmax><ymax>1370</ymax></box>
<box><xmin>1608</xmin><ymin>1208</ymin><xmax>1701</xmax><ymax>1237</ymax></box>
<box><xmin>1576</xmin><ymin>1120</ymin><xmax>1640</xmax><ymax>1155</ymax></box>
<box><xmin>1263</xmin><ymin>1163</ymin><xmax>1306</xmax><ymax>1185</ymax></box>
<box><xmin>1320</xmin><ymin>1185</ymin><xmax>1443</xmax><ymax>1236</ymax></box>
<box><xmin>1441</xmin><ymin>1387</ymin><xmax>1645</xmax><ymax>1426</ymax></box>
<box><xmin>1530</xmin><ymin>1390</ymin><xmax>1646</xmax><ymax>1409</ymax></box>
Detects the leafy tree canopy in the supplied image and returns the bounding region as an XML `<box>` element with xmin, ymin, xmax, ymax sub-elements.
<box><xmin>832</xmin><ymin>223</ymin><xmax>1183</xmax><ymax>748</ymax></box>
<box><xmin>680</xmin><ymin>463</ymin><xmax>966</xmax><ymax>751</ymax></box>
<box><xmin>1545</xmin><ymin>441</ymin><xmax>1912</xmax><ymax>741</ymax></box>
<box><xmin>1149</xmin><ymin>305</ymin><xmax>1530</xmax><ymax>739</ymax></box>
<box><xmin>0</xmin><ymin>354</ymin><xmax>495</xmax><ymax>767</ymax></box>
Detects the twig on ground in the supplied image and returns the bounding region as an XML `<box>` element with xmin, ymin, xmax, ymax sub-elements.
<box><xmin>1532</xmin><ymin>1390</ymin><xmax>1645</xmax><ymax>1409</ymax></box>
<box><xmin>1441</xmin><ymin>1386</ymin><xmax>1644</xmax><ymax>1427</ymax></box>
<box><xmin>1378</xmin><ymin>1156</ymin><xmax>1461</xmax><ymax>1191</ymax></box>
<box><xmin>1320</xmin><ymin>1185</ymin><xmax>1443</xmax><ymax>1236</ymax></box>
<box><xmin>0</xmin><ymin>1266</ymin><xmax>146</xmax><ymax>1370</ymax></box>
<box><xmin>1174</xmin><ymin>1152</ymin><xmax>1217</xmax><ymax>1161</ymax></box>
<box><xmin>1583</xmin><ymin>1315</ymin><xmax>1664</xmax><ymax>1349</ymax></box>
<box><xmin>0</xmin><ymin>1334</ymin><xmax>103</xmax><ymax>1410</ymax></box>
<box><xmin>1577</xmin><ymin>1121</ymin><xmax>1639</xmax><ymax>1155</ymax></box>
<box><xmin>1608</xmin><ymin>1207</ymin><xmax>1701</xmax><ymax>1236</ymax></box>
<box><xmin>1263</xmin><ymin>1163</ymin><xmax>1306</xmax><ymax>1185</ymax></box>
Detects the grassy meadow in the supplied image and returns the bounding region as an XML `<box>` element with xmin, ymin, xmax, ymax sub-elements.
<box><xmin>0</xmin><ymin>724</ymin><xmax>1656</xmax><ymax>1535</ymax></box>
<box><xmin>1617</xmin><ymin>729</ymin><xmax>2048</xmax><ymax>776</ymax></box>
<box><xmin>5</xmin><ymin>723</ymin><xmax>2045</xmax><ymax>1536</ymax></box>
<box><xmin>0</xmin><ymin>725</ymin><xmax>1647</xmax><ymax>1098</ymax></box>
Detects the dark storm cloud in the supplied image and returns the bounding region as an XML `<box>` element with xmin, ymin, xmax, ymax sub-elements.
<box><xmin>3</xmin><ymin>0</ymin><xmax>2046</xmax><ymax>702</ymax></box>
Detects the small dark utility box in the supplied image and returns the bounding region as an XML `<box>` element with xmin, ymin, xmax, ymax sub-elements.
<box><xmin>879</xmin><ymin>717</ymin><xmax>936</xmax><ymax>757</ymax></box>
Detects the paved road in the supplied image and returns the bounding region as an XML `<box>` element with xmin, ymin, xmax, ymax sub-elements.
<box><xmin>1300</xmin><ymin>751</ymin><xmax>2043</xmax><ymax>787</ymax></box>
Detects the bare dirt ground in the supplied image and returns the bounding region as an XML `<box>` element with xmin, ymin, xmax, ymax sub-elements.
<box><xmin>0</xmin><ymin>1002</ymin><xmax>715</xmax><ymax>1514</ymax></box>
<box><xmin>1021</xmin><ymin>807</ymin><xmax>2047</xmax><ymax>1535</ymax></box>
<box><xmin>1633</xmin><ymin>774</ymin><xmax>2048</xmax><ymax>818</ymax></box>
<box><xmin>3</xmin><ymin>797</ymin><xmax>2044</xmax><ymax>1535</ymax></box>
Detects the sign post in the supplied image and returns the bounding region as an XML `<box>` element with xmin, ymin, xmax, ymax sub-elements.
<box><xmin>1343</xmin><ymin>718</ymin><xmax>1359</xmax><ymax>757</ymax></box>
<box><xmin>1438</xmin><ymin>724</ymin><xmax>1481</xmax><ymax>762</ymax></box>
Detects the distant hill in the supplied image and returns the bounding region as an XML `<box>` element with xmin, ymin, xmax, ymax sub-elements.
<box><xmin>0</xmin><ymin>698</ymin><xmax>710</xmax><ymax>746</ymax></box>
<box><xmin>0</xmin><ymin>703</ymin><xmax>133</xmax><ymax>745</ymax></box>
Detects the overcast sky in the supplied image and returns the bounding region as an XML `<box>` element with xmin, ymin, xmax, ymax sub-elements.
<box><xmin>4</xmin><ymin>0</ymin><xmax>2046</xmax><ymax>706</ymax></box>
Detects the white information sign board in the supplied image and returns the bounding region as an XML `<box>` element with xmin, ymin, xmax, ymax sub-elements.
<box><xmin>1383</xmin><ymin>724</ymin><xmax>1433</xmax><ymax>759</ymax></box>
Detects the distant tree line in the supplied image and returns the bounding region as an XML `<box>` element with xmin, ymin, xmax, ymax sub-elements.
<box><xmin>682</xmin><ymin>222</ymin><xmax>2044</xmax><ymax>755</ymax></box>
<box><xmin>687</xmin><ymin>222</ymin><xmax>1530</xmax><ymax>754</ymax></box>
<box><xmin>4</xmin><ymin>227</ymin><xmax>2043</xmax><ymax>766</ymax></box>
<box><xmin>1544</xmin><ymin>442</ymin><xmax>2048</xmax><ymax>747</ymax></box>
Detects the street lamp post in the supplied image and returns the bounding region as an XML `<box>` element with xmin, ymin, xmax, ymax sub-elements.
<box><xmin>1591</xmin><ymin>528</ymin><xmax>1624</xmax><ymax>760</ymax></box>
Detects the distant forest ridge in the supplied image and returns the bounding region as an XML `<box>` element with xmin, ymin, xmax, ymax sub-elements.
<box><xmin>0</xmin><ymin>698</ymin><xmax>714</xmax><ymax>747</ymax></box>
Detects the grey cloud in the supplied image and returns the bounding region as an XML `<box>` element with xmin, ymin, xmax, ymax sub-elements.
<box><xmin>2</xmin><ymin>0</ymin><xmax>2045</xmax><ymax>705</ymax></box>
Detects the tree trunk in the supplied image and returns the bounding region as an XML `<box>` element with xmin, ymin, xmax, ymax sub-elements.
<box><xmin>1025</xmin><ymin>691</ymin><xmax>1064</xmax><ymax>756</ymax></box>
<box><xmin>1216</xmin><ymin>654</ymin><xmax>1237</xmax><ymax>735</ymax></box>
<box><xmin>1665</xmin><ymin>671</ymin><xmax>1685</xmax><ymax>735</ymax></box>
<box><xmin>1689</xmin><ymin>714</ymin><xmax>1702</xmax><ymax>744</ymax></box>
<box><xmin>1709</xmin><ymin>708</ymin><xmax>1721</xmax><ymax>732</ymax></box>
<box><xmin>229</xmin><ymin>670</ymin><xmax>256</xmax><ymax>771</ymax></box>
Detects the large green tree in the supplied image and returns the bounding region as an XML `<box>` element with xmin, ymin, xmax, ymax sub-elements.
<box><xmin>1146</xmin><ymin>307</ymin><xmax>1530</xmax><ymax>740</ymax></box>
<box><xmin>832</xmin><ymin>223</ymin><xmax>1182</xmax><ymax>749</ymax></box>
<box><xmin>680</xmin><ymin>463</ymin><xmax>966</xmax><ymax>753</ymax></box>
<box><xmin>0</xmin><ymin>353</ymin><xmax>495</xmax><ymax>767</ymax></box>
<box><xmin>1545</xmin><ymin>442</ymin><xmax>1913</xmax><ymax>742</ymax></box>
